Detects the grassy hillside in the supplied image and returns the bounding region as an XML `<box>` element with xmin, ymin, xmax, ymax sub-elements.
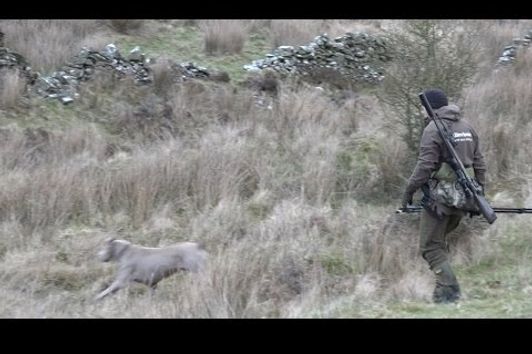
<box><xmin>0</xmin><ymin>19</ymin><xmax>532</xmax><ymax>318</ymax></box>
<box><xmin>115</xmin><ymin>24</ymin><xmax>270</xmax><ymax>83</ymax></box>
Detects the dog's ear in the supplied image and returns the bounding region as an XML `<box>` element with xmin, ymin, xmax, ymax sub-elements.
<box><xmin>111</xmin><ymin>239</ymin><xmax>130</xmax><ymax>259</ymax></box>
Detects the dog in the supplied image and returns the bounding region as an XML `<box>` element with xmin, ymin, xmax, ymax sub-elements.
<box><xmin>95</xmin><ymin>238</ymin><xmax>207</xmax><ymax>300</ymax></box>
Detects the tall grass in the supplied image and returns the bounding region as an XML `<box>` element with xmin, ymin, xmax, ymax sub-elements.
<box><xmin>463</xmin><ymin>48</ymin><xmax>532</xmax><ymax>190</ymax></box>
<box><xmin>198</xmin><ymin>20</ymin><xmax>250</xmax><ymax>56</ymax></box>
<box><xmin>106</xmin><ymin>20</ymin><xmax>144</xmax><ymax>35</ymax></box>
<box><xmin>269</xmin><ymin>20</ymin><xmax>327</xmax><ymax>48</ymax></box>
<box><xmin>0</xmin><ymin>79</ymin><xmax>485</xmax><ymax>317</ymax></box>
<box><xmin>0</xmin><ymin>20</ymin><xmax>106</xmax><ymax>74</ymax></box>
<box><xmin>0</xmin><ymin>69</ymin><xmax>25</xmax><ymax>109</ymax></box>
<box><xmin>471</xmin><ymin>20</ymin><xmax>532</xmax><ymax>62</ymax></box>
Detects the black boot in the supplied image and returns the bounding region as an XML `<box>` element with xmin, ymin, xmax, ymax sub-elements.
<box><xmin>433</xmin><ymin>283</ymin><xmax>461</xmax><ymax>303</ymax></box>
<box><xmin>432</xmin><ymin>262</ymin><xmax>461</xmax><ymax>304</ymax></box>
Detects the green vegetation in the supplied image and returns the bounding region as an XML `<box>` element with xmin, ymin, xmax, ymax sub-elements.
<box><xmin>115</xmin><ymin>26</ymin><xmax>271</xmax><ymax>83</ymax></box>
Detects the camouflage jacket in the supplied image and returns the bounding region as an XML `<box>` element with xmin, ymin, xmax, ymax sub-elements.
<box><xmin>405</xmin><ymin>104</ymin><xmax>487</xmax><ymax>198</ymax></box>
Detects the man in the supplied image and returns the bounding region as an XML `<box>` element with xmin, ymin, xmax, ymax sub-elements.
<box><xmin>402</xmin><ymin>88</ymin><xmax>487</xmax><ymax>304</ymax></box>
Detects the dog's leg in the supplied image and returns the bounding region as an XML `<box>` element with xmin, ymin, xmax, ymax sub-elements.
<box><xmin>95</xmin><ymin>268</ymin><xmax>132</xmax><ymax>301</ymax></box>
<box><xmin>95</xmin><ymin>279</ymin><xmax>126</xmax><ymax>301</ymax></box>
<box><xmin>148</xmin><ymin>284</ymin><xmax>158</xmax><ymax>299</ymax></box>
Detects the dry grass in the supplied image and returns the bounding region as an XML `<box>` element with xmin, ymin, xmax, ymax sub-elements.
<box><xmin>0</xmin><ymin>195</ymin><xmax>496</xmax><ymax>317</ymax></box>
<box><xmin>0</xmin><ymin>69</ymin><xmax>26</xmax><ymax>109</ymax></box>
<box><xmin>0</xmin><ymin>20</ymin><xmax>107</xmax><ymax>73</ymax></box>
<box><xmin>469</xmin><ymin>20</ymin><xmax>532</xmax><ymax>64</ymax></box>
<box><xmin>198</xmin><ymin>20</ymin><xmax>250</xmax><ymax>56</ymax></box>
<box><xmin>269</xmin><ymin>20</ymin><xmax>327</xmax><ymax>49</ymax></box>
<box><xmin>322</xmin><ymin>20</ymin><xmax>388</xmax><ymax>37</ymax></box>
<box><xmin>173</xmin><ymin>20</ymin><xmax>197</xmax><ymax>27</ymax></box>
<box><xmin>0</xmin><ymin>72</ymin><xmax>421</xmax><ymax>316</ymax></box>
<box><xmin>150</xmin><ymin>57</ymin><xmax>178</xmax><ymax>97</ymax></box>
<box><xmin>247</xmin><ymin>20</ymin><xmax>388</xmax><ymax>49</ymax></box>
<box><xmin>106</xmin><ymin>20</ymin><xmax>144</xmax><ymax>35</ymax></box>
<box><xmin>463</xmin><ymin>50</ymin><xmax>532</xmax><ymax>183</ymax></box>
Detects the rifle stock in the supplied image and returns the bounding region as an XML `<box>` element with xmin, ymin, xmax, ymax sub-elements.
<box><xmin>475</xmin><ymin>193</ymin><xmax>497</xmax><ymax>224</ymax></box>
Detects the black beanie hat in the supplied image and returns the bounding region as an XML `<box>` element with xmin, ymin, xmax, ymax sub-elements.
<box><xmin>423</xmin><ymin>88</ymin><xmax>448</xmax><ymax>109</ymax></box>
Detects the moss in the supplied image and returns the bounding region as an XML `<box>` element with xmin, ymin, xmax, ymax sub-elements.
<box><xmin>247</xmin><ymin>201</ymin><xmax>271</xmax><ymax>221</ymax></box>
<box><xmin>55</xmin><ymin>251</ymin><xmax>69</xmax><ymax>264</ymax></box>
<box><xmin>320</xmin><ymin>253</ymin><xmax>354</xmax><ymax>276</ymax></box>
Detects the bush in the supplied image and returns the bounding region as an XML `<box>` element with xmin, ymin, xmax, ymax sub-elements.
<box><xmin>377</xmin><ymin>20</ymin><xmax>479</xmax><ymax>153</ymax></box>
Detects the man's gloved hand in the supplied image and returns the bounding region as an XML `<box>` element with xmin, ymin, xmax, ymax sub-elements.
<box><xmin>474</xmin><ymin>181</ymin><xmax>485</xmax><ymax>196</ymax></box>
<box><xmin>479</xmin><ymin>182</ymin><xmax>486</xmax><ymax>196</ymax></box>
<box><xmin>402</xmin><ymin>189</ymin><xmax>415</xmax><ymax>209</ymax></box>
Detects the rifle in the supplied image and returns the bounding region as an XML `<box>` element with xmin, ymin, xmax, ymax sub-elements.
<box><xmin>418</xmin><ymin>92</ymin><xmax>498</xmax><ymax>224</ymax></box>
<box><xmin>397</xmin><ymin>205</ymin><xmax>532</xmax><ymax>214</ymax></box>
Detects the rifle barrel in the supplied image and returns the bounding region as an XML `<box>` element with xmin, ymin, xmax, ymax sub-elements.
<box><xmin>493</xmin><ymin>208</ymin><xmax>532</xmax><ymax>213</ymax></box>
<box><xmin>396</xmin><ymin>206</ymin><xmax>532</xmax><ymax>214</ymax></box>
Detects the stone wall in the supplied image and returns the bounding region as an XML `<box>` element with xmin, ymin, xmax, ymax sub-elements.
<box><xmin>4</xmin><ymin>27</ymin><xmax>531</xmax><ymax>107</ymax></box>
<box><xmin>32</xmin><ymin>44</ymin><xmax>152</xmax><ymax>104</ymax></box>
<box><xmin>244</xmin><ymin>32</ymin><xmax>392</xmax><ymax>85</ymax></box>
<box><xmin>1</xmin><ymin>34</ymin><xmax>222</xmax><ymax>105</ymax></box>
<box><xmin>496</xmin><ymin>29</ymin><xmax>532</xmax><ymax>66</ymax></box>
